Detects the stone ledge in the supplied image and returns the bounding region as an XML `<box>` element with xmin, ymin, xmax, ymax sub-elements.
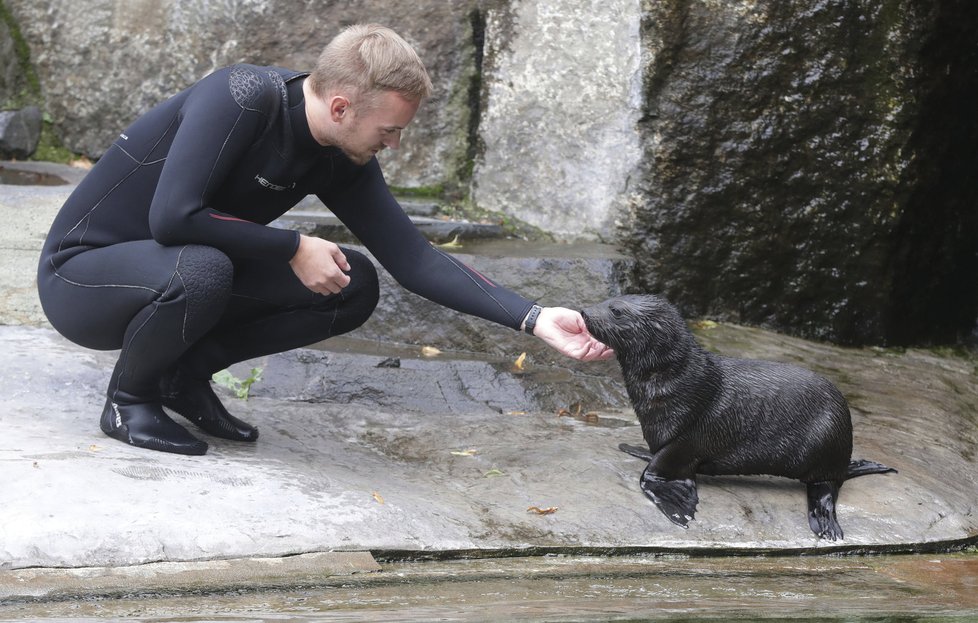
<box><xmin>0</xmin><ymin>551</ymin><xmax>380</xmax><ymax>602</ymax></box>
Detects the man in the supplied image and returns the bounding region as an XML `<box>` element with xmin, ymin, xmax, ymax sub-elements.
<box><xmin>36</xmin><ymin>24</ymin><xmax>613</xmax><ymax>456</ymax></box>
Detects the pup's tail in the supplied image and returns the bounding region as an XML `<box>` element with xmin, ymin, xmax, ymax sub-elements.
<box><xmin>847</xmin><ymin>459</ymin><xmax>896</xmax><ymax>480</ymax></box>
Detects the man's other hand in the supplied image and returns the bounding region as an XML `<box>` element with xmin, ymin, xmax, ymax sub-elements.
<box><xmin>289</xmin><ymin>234</ymin><xmax>352</xmax><ymax>295</ymax></box>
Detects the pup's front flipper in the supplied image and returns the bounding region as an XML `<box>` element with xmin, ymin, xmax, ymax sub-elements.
<box><xmin>640</xmin><ymin>466</ymin><xmax>699</xmax><ymax>528</ymax></box>
<box><xmin>806</xmin><ymin>480</ymin><xmax>843</xmax><ymax>540</ymax></box>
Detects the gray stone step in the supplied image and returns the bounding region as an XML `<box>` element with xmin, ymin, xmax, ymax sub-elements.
<box><xmin>275</xmin><ymin>195</ymin><xmax>504</xmax><ymax>244</ymax></box>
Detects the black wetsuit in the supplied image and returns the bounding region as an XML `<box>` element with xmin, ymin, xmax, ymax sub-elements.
<box><xmin>37</xmin><ymin>64</ymin><xmax>533</xmax><ymax>453</ymax></box>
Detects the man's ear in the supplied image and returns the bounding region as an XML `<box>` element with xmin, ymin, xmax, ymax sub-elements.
<box><xmin>329</xmin><ymin>96</ymin><xmax>350</xmax><ymax>123</ymax></box>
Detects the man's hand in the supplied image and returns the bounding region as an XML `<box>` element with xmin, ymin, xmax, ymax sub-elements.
<box><xmin>289</xmin><ymin>234</ymin><xmax>352</xmax><ymax>295</ymax></box>
<box><xmin>531</xmin><ymin>306</ymin><xmax>615</xmax><ymax>362</ymax></box>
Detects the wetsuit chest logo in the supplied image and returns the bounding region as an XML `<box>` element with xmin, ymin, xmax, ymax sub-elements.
<box><xmin>255</xmin><ymin>174</ymin><xmax>295</xmax><ymax>192</ymax></box>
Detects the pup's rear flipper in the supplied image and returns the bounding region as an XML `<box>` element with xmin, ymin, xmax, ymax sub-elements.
<box><xmin>806</xmin><ymin>480</ymin><xmax>843</xmax><ymax>540</ymax></box>
<box><xmin>640</xmin><ymin>466</ymin><xmax>698</xmax><ymax>528</ymax></box>
<box><xmin>847</xmin><ymin>459</ymin><xmax>897</xmax><ymax>479</ymax></box>
<box><xmin>620</xmin><ymin>442</ymin><xmax>655</xmax><ymax>462</ymax></box>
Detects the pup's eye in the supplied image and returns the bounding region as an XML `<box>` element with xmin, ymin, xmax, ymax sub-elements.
<box><xmin>610</xmin><ymin>306</ymin><xmax>624</xmax><ymax>318</ymax></box>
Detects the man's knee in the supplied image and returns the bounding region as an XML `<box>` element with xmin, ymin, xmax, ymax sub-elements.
<box><xmin>176</xmin><ymin>245</ymin><xmax>233</xmax><ymax>342</ymax></box>
<box><xmin>341</xmin><ymin>247</ymin><xmax>380</xmax><ymax>322</ymax></box>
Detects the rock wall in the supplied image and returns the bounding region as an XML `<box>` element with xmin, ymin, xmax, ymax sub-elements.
<box><xmin>5</xmin><ymin>0</ymin><xmax>977</xmax><ymax>345</ymax></box>
<box><xmin>0</xmin><ymin>0</ymin><xmax>38</xmax><ymax>110</ymax></box>
<box><xmin>3</xmin><ymin>0</ymin><xmax>479</xmax><ymax>189</ymax></box>
<box><xmin>473</xmin><ymin>0</ymin><xmax>644</xmax><ymax>239</ymax></box>
<box><xmin>624</xmin><ymin>0</ymin><xmax>978</xmax><ymax>346</ymax></box>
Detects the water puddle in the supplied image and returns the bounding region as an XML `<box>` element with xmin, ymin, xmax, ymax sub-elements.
<box><xmin>3</xmin><ymin>553</ymin><xmax>976</xmax><ymax>622</ymax></box>
<box><xmin>0</xmin><ymin>165</ymin><xmax>69</xmax><ymax>186</ymax></box>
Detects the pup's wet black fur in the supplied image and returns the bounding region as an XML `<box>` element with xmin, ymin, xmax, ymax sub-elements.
<box><xmin>581</xmin><ymin>294</ymin><xmax>895</xmax><ymax>540</ymax></box>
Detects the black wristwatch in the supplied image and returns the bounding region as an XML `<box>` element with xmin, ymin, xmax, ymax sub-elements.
<box><xmin>523</xmin><ymin>304</ymin><xmax>543</xmax><ymax>335</ymax></box>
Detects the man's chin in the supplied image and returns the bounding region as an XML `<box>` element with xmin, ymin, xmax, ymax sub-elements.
<box><xmin>343</xmin><ymin>151</ymin><xmax>374</xmax><ymax>166</ymax></box>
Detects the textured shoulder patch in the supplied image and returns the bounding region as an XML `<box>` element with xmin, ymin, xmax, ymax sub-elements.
<box><xmin>267</xmin><ymin>70</ymin><xmax>287</xmax><ymax>106</ymax></box>
<box><xmin>229</xmin><ymin>65</ymin><xmax>264</xmax><ymax>109</ymax></box>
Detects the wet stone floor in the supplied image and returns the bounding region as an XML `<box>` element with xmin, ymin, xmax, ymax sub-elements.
<box><xmin>2</xmin><ymin>552</ymin><xmax>977</xmax><ymax>622</ymax></box>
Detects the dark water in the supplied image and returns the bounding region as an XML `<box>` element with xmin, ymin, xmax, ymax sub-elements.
<box><xmin>3</xmin><ymin>553</ymin><xmax>976</xmax><ymax>622</ymax></box>
<box><xmin>0</xmin><ymin>165</ymin><xmax>68</xmax><ymax>186</ymax></box>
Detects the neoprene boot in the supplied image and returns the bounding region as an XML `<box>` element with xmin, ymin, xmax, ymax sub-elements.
<box><xmin>100</xmin><ymin>398</ymin><xmax>208</xmax><ymax>455</ymax></box>
<box><xmin>160</xmin><ymin>367</ymin><xmax>259</xmax><ymax>442</ymax></box>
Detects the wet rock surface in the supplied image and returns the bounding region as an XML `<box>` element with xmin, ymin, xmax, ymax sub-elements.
<box><xmin>2</xmin><ymin>161</ymin><xmax>976</xmax><ymax>574</ymax></box>
<box><xmin>1</xmin><ymin>322</ymin><xmax>975</xmax><ymax>571</ymax></box>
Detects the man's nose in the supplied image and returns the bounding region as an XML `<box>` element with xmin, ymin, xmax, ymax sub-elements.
<box><xmin>383</xmin><ymin>130</ymin><xmax>401</xmax><ymax>150</ymax></box>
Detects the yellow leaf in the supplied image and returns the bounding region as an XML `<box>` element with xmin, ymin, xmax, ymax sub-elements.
<box><xmin>506</xmin><ymin>411</ymin><xmax>527</xmax><ymax>416</ymax></box>
<box><xmin>436</xmin><ymin>235</ymin><xmax>463</xmax><ymax>249</ymax></box>
<box><xmin>88</xmin><ymin>444</ymin><xmax>101</xmax><ymax>452</ymax></box>
<box><xmin>512</xmin><ymin>351</ymin><xmax>527</xmax><ymax>372</ymax></box>
<box><xmin>372</xmin><ymin>491</ymin><xmax>385</xmax><ymax>504</ymax></box>
<box><xmin>421</xmin><ymin>346</ymin><xmax>442</xmax><ymax>357</ymax></box>
<box><xmin>484</xmin><ymin>468</ymin><xmax>505</xmax><ymax>478</ymax></box>
<box><xmin>527</xmin><ymin>506</ymin><xmax>558</xmax><ymax>515</ymax></box>
<box><xmin>692</xmin><ymin>320</ymin><xmax>718</xmax><ymax>330</ymax></box>
<box><xmin>451</xmin><ymin>448</ymin><xmax>478</xmax><ymax>457</ymax></box>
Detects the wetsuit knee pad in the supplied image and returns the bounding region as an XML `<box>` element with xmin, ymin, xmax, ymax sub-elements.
<box><xmin>176</xmin><ymin>245</ymin><xmax>234</xmax><ymax>343</ymax></box>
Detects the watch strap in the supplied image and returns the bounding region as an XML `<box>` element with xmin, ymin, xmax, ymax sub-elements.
<box><xmin>523</xmin><ymin>304</ymin><xmax>543</xmax><ymax>335</ymax></box>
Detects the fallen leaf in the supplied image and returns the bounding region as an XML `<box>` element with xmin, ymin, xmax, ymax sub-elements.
<box><xmin>436</xmin><ymin>235</ymin><xmax>463</xmax><ymax>248</ymax></box>
<box><xmin>692</xmin><ymin>320</ymin><xmax>718</xmax><ymax>330</ymax></box>
<box><xmin>506</xmin><ymin>411</ymin><xmax>527</xmax><ymax>416</ymax></box>
<box><xmin>70</xmin><ymin>157</ymin><xmax>93</xmax><ymax>170</ymax></box>
<box><xmin>527</xmin><ymin>506</ymin><xmax>558</xmax><ymax>515</ymax></box>
<box><xmin>421</xmin><ymin>346</ymin><xmax>442</xmax><ymax>357</ymax></box>
<box><xmin>372</xmin><ymin>491</ymin><xmax>385</xmax><ymax>504</ymax></box>
<box><xmin>484</xmin><ymin>468</ymin><xmax>505</xmax><ymax>478</ymax></box>
<box><xmin>88</xmin><ymin>444</ymin><xmax>101</xmax><ymax>452</ymax></box>
<box><xmin>451</xmin><ymin>448</ymin><xmax>478</xmax><ymax>457</ymax></box>
<box><xmin>512</xmin><ymin>351</ymin><xmax>527</xmax><ymax>372</ymax></box>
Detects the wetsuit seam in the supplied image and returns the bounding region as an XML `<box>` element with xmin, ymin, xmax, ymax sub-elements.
<box><xmin>112</xmin><ymin>248</ymin><xmax>184</xmax><ymax>401</ymax></box>
<box><xmin>432</xmin><ymin>247</ymin><xmax>520</xmax><ymax>325</ymax></box>
<box><xmin>113</xmin><ymin>302</ymin><xmax>160</xmax><ymax>403</ymax></box>
<box><xmin>326</xmin><ymin>290</ymin><xmax>344</xmax><ymax>336</ymax></box>
<box><xmin>57</xmin><ymin>112</ymin><xmax>177</xmax><ymax>256</ymax></box>
<box><xmin>116</xmin><ymin>113</ymin><xmax>178</xmax><ymax>167</ymax></box>
<box><xmin>200</xmin><ymin>110</ymin><xmax>247</xmax><ymax>210</ymax></box>
<box><xmin>171</xmin><ymin>246</ymin><xmax>191</xmax><ymax>344</ymax></box>
<box><xmin>48</xmin><ymin>262</ymin><xmax>163</xmax><ymax>295</ymax></box>
<box><xmin>57</xmin><ymin>156</ymin><xmax>141</xmax><ymax>254</ymax></box>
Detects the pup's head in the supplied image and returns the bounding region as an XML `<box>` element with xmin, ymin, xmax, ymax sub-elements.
<box><xmin>581</xmin><ymin>294</ymin><xmax>691</xmax><ymax>371</ymax></box>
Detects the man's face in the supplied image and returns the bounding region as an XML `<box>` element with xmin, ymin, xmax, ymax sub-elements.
<box><xmin>335</xmin><ymin>90</ymin><xmax>421</xmax><ymax>166</ymax></box>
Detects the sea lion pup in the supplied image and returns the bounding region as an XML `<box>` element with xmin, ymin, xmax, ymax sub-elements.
<box><xmin>580</xmin><ymin>294</ymin><xmax>895</xmax><ymax>540</ymax></box>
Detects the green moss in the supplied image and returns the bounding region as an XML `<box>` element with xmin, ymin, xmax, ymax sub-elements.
<box><xmin>0</xmin><ymin>0</ymin><xmax>42</xmax><ymax>109</ymax></box>
<box><xmin>31</xmin><ymin>121</ymin><xmax>77</xmax><ymax>163</ymax></box>
<box><xmin>388</xmin><ymin>184</ymin><xmax>445</xmax><ymax>200</ymax></box>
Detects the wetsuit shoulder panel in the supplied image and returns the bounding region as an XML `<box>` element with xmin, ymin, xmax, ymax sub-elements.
<box><xmin>148</xmin><ymin>65</ymin><xmax>299</xmax><ymax>262</ymax></box>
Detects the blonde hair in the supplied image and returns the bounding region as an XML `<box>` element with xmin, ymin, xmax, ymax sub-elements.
<box><xmin>309</xmin><ymin>24</ymin><xmax>433</xmax><ymax>105</ymax></box>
